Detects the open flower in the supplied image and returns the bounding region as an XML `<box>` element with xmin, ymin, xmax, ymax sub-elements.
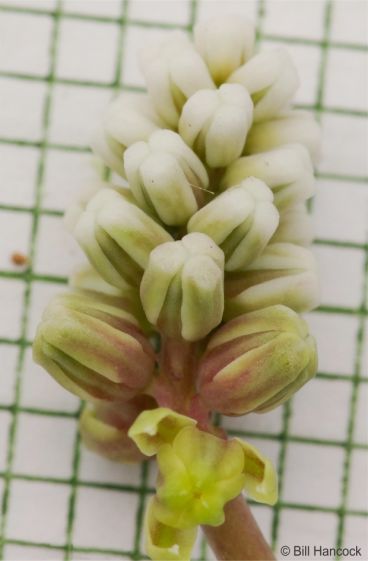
<box><xmin>221</xmin><ymin>143</ymin><xmax>315</xmax><ymax>210</ymax></box>
<box><xmin>224</xmin><ymin>242</ymin><xmax>320</xmax><ymax>317</ymax></box>
<box><xmin>139</xmin><ymin>31</ymin><xmax>214</xmax><ymax>128</ymax></box>
<box><xmin>69</xmin><ymin>187</ymin><xmax>172</xmax><ymax>289</ymax></box>
<box><xmin>140</xmin><ymin>233</ymin><xmax>224</xmax><ymax>341</ymax></box>
<box><xmin>245</xmin><ymin>110</ymin><xmax>321</xmax><ymax>163</ymax></box>
<box><xmin>188</xmin><ymin>178</ymin><xmax>279</xmax><ymax>271</ymax></box>
<box><xmin>179</xmin><ymin>84</ymin><xmax>253</xmax><ymax>168</ymax></box>
<box><xmin>33</xmin><ymin>290</ymin><xmax>156</xmax><ymax>402</ymax></box>
<box><xmin>130</xmin><ymin>409</ymin><xmax>278</xmax><ymax>519</ymax></box>
<box><xmin>194</xmin><ymin>15</ymin><xmax>255</xmax><ymax>85</ymax></box>
<box><xmin>124</xmin><ymin>130</ymin><xmax>208</xmax><ymax>226</ymax></box>
<box><xmin>228</xmin><ymin>49</ymin><xmax>299</xmax><ymax>122</ymax></box>
<box><xmin>198</xmin><ymin>305</ymin><xmax>317</xmax><ymax>415</ymax></box>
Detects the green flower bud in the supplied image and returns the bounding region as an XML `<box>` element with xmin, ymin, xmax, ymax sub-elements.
<box><xmin>154</xmin><ymin>426</ymin><xmax>246</xmax><ymax>528</ymax></box>
<box><xmin>225</xmin><ymin>243</ymin><xmax>319</xmax><ymax>317</ymax></box>
<box><xmin>194</xmin><ymin>15</ymin><xmax>255</xmax><ymax>85</ymax></box>
<box><xmin>124</xmin><ymin>130</ymin><xmax>208</xmax><ymax>226</ymax></box>
<box><xmin>228</xmin><ymin>49</ymin><xmax>299</xmax><ymax>122</ymax></box>
<box><xmin>139</xmin><ymin>31</ymin><xmax>214</xmax><ymax>128</ymax></box>
<box><xmin>221</xmin><ymin>144</ymin><xmax>315</xmax><ymax>210</ymax></box>
<box><xmin>128</xmin><ymin>407</ymin><xmax>196</xmax><ymax>457</ymax></box>
<box><xmin>33</xmin><ymin>290</ymin><xmax>155</xmax><ymax>402</ymax></box>
<box><xmin>69</xmin><ymin>187</ymin><xmax>172</xmax><ymax>289</ymax></box>
<box><xmin>145</xmin><ymin>497</ymin><xmax>198</xmax><ymax>561</ymax></box>
<box><xmin>178</xmin><ymin>84</ymin><xmax>253</xmax><ymax>168</ymax></box>
<box><xmin>198</xmin><ymin>305</ymin><xmax>317</xmax><ymax>415</ymax></box>
<box><xmin>245</xmin><ymin>110</ymin><xmax>321</xmax><ymax>164</ymax></box>
<box><xmin>91</xmin><ymin>93</ymin><xmax>163</xmax><ymax>177</ymax></box>
<box><xmin>271</xmin><ymin>204</ymin><xmax>314</xmax><ymax>246</ymax></box>
<box><xmin>80</xmin><ymin>397</ymin><xmax>155</xmax><ymax>463</ymax></box>
<box><xmin>188</xmin><ymin>178</ymin><xmax>279</xmax><ymax>271</ymax></box>
<box><xmin>140</xmin><ymin>233</ymin><xmax>224</xmax><ymax>341</ymax></box>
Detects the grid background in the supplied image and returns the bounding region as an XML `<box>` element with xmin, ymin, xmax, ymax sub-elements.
<box><xmin>0</xmin><ymin>0</ymin><xmax>367</xmax><ymax>559</ymax></box>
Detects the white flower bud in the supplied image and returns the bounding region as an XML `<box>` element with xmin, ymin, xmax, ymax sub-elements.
<box><xmin>221</xmin><ymin>144</ymin><xmax>315</xmax><ymax>210</ymax></box>
<box><xmin>139</xmin><ymin>31</ymin><xmax>215</xmax><ymax>128</ymax></box>
<box><xmin>91</xmin><ymin>94</ymin><xmax>162</xmax><ymax>177</ymax></box>
<box><xmin>91</xmin><ymin>125</ymin><xmax>126</xmax><ymax>177</ymax></box>
<box><xmin>178</xmin><ymin>84</ymin><xmax>253</xmax><ymax>168</ymax></box>
<box><xmin>245</xmin><ymin>110</ymin><xmax>322</xmax><ymax>164</ymax></box>
<box><xmin>124</xmin><ymin>130</ymin><xmax>208</xmax><ymax>226</ymax></box>
<box><xmin>188</xmin><ymin>178</ymin><xmax>279</xmax><ymax>271</ymax></box>
<box><xmin>225</xmin><ymin>243</ymin><xmax>320</xmax><ymax>318</ymax></box>
<box><xmin>194</xmin><ymin>15</ymin><xmax>255</xmax><ymax>85</ymax></box>
<box><xmin>228</xmin><ymin>49</ymin><xmax>299</xmax><ymax>122</ymax></box>
<box><xmin>140</xmin><ymin>233</ymin><xmax>224</xmax><ymax>341</ymax></box>
<box><xmin>70</xmin><ymin>188</ymin><xmax>172</xmax><ymax>289</ymax></box>
<box><xmin>271</xmin><ymin>204</ymin><xmax>314</xmax><ymax>246</ymax></box>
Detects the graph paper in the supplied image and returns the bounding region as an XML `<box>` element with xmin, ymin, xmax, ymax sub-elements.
<box><xmin>0</xmin><ymin>0</ymin><xmax>367</xmax><ymax>559</ymax></box>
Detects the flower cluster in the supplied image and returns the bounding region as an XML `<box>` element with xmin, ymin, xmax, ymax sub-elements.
<box><xmin>33</xmin><ymin>14</ymin><xmax>320</xmax><ymax>561</ymax></box>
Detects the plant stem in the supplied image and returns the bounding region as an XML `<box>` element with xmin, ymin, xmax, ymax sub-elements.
<box><xmin>202</xmin><ymin>495</ymin><xmax>275</xmax><ymax>561</ymax></box>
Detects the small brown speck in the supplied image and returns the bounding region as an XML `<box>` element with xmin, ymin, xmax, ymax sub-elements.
<box><xmin>11</xmin><ymin>252</ymin><xmax>29</xmax><ymax>267</ymax></box>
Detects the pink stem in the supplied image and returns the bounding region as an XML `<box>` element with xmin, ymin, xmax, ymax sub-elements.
<box><xmin>202</xmin><ymin>495</ymin><xmax>275</xmax><ymax>561</ymax></box>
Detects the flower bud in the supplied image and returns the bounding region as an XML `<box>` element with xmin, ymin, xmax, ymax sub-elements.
<box><xmin>225</xmin><ymin>243</ymin><xmax>320</xmax><ymax>318</ymax></box>
<box><xmin>91</xmin><ymin>125</ymin><xmax>126</xmax><ymax>177</ymax></box>
<box><xmin>33</xmin><ymin>291</ymin><xmax>156</xmax><ymax>402</ymax></box>
<box><xmin>198</xmin><ymin>305</ymin><xmax>317</xmax><ymax>415</ymax></box>
<box><xmin>128</xmin><ymin>407</ymin><xmax>196</xmax><ymax>457</ymax></box>
<box><xmin>194</xmin><ymin>15</ymin><xmax>255</xmax><ymax>85</ymax></box>
<box><xmin>140</xmin><ymin>233</ymin><xmax>224</xmax><ymax>341</ymax></box>
<box><xmin>145</xmin><ymin>497</ymin><xmax>198</xmax><ymax>561</ymax></box>
<box><xmin>69</xmin><ymin>187</ymin><xmax>172</xmax><ymax>289</ymax></box>
<box><xmin>228</xmin><ymin>49</ymin><xmax>299</xmax><ymax>122</ymax></box>
<box><xmin>80</xmin><ymin>397</ymin><xmax>155</xmax><ymax>463</ymax></box>
<box><xmin>178</xmin><ymin>84</ymin><xmax>253</xmax><ymax>168</ymax></box>
<box><xmin>221</xmin><ymin>144</ymin><xmax>315</xmax><ymax>210</ymax></box>
<box><xmin>271</xmin><ymin>204</ymin><xmax>314</xmax><ymax>246</ymax></box>
<box><xmin>91</xmin><ymin>93</ymin><xmax>162</xmax><ymax>177</ymax></box>
<box><xmin>124</xmin><ymin>130</ymin><xmax>208</xmax><ymax>226</ymax></box>
<box><xmin>245</xmin><ymin>110</ymin><xmax>321</xmax><ymax>164</ymax></box>
<box><xmin>69</xmin><ymin>263</ymin><xmax>125</xmax><ymax>296</ymax></box>
<box><xmin>188</xmin><ymin>178</ymin><xmax>279</xmax><ymax>271</ymax></box>
<box><xmin>139</xmin><ymin>31</ymin><xmax>215</xmax><ymax>128</ymax></box>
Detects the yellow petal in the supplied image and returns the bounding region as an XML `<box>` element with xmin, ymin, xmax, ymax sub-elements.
<box><xmin>235</xmin><ymin>438</ymin><xmax>278</xmax><ymax>505</ymax></box>
<box><xmin>145</xmin><ymin>497</ymin><xmax>197</xmax><ymax>561</ymax></box>
<box><xmin>128</xmin><ymin>407</ymin><xmax>196</xmax><ymax>456</ymax></box>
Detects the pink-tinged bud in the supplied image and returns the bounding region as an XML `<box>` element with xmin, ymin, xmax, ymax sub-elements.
<box><xmin>33</xmin><ymin>291</ymin><xmax>156</xmax><ymax>403</ymax></box>
<box><xmin>80</xmin><ymin>396</ymin><xmax>156</xmax><ymax>463</ymax></box>
<box><xmin>198</xmin><ymin>305</ymin><xmax>317</xmax><ymax>415</ymax></box>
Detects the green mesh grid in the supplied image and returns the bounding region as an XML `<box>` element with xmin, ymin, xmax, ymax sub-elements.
<box><xmin>0</xmin><ymin>1</ymin><xmax>367</xmax><ymax>560</ymax></box>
